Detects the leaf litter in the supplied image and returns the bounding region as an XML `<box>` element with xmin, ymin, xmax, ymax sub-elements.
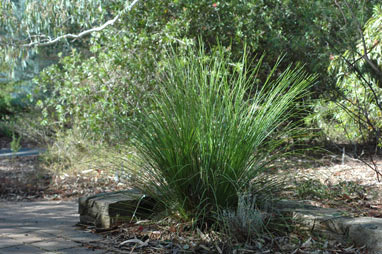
<box><xmin>0</xmin><ymin>153</ymin><xmax>377</xmax><ymax>253</ymax></box>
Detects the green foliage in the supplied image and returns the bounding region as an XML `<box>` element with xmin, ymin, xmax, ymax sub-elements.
<box><xmin>3</xmin><ymin>0</ymin><xmax>379</xmax><ymax>139</ymax></box>
<box><xmin>296</xmin><ymin>179</ymin><xmax>332</xmax><ymax>200</ymax></box>
<box><xmin>10</xmin><ymin>132</ymin><xmax>21</xmax><ymax>153</ymax></box>
<box><xmin>0</xmin><ymin>81</ymin><xmax>32</xmax><ymax>119</ymax></box>
<box><xmin>0</xmin><ymin>121</ymin><xmax>12</xmax><ymax>137</ymax></box>
<box><xmin>29</xmin><ymin>0</ymin><xmax>377</xmax><ymax>146</ymax></box>
<box><xmin>0</xmin><ymin>0</ymin><xmax>128</xmax><ymax>74</ymax></box>
<box><xmin>125</xmin><ymin>45</ymin><xmax>314</xmax><ymax>225</ymax></box>
<box><xmin>0</xmin><ymin>83</ymin><xmax>15</xmax><ymax>118</ymax></box>
<box><xmin>308</xmin><ymin>5</ymin><xmax>382</xmax><ymax>144</ymax></box>
<box><xmin>2</xmin><ymin>0</ymin><xmax>377</xmax><ymax>83</ymax></box>
<box><xmin>118</xmin><ymin>0</ymin><xmax>377</xmax><ymax>83</ymax></box>
<box><xmin>3</xmin><ymin>112</ymin><xmax>53</xmax><ymax>144</ymax></box>
<box><xmin>34</xmin><ymin>43</ymin><xmax>155</xmax><ymax>143</ymax></box>
<box><xmin>39</xmin><ymin>127</ymin><xmax>125</xmax><ymax>174</ymax></box>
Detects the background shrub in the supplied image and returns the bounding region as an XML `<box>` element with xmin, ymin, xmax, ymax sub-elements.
<box><xmin>34</xmin><ymin>45</ymin><xmax>155</xmax><ymax>144</ymax></box>
<box><xmin>308</xmin><ymin>5</ymin><xmax>382</xmax><ymax>146</ymax></box>
<box><xmin>26</xmin><ymin>0</ymin><xmax>377</xmax><ymax>145</ymax></box>
<box><xmin>10</xmin><ymin>0</ymin><xmax>374</xmax><ymax>149</ymax></box>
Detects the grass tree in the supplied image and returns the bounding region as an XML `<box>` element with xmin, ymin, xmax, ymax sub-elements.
<box><xmin>125</xmin><ymin>45</ymin><xmax>315</xmax><ymax>227</ymax></box>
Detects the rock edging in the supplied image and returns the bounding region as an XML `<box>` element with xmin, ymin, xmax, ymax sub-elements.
<box><xmin>79</xmin><ymin>192</ymin><xmax>382</xmax><ymax>253</ymax></box>
<box><xmin>276</xmin><ymin>200</ymin><xmax>382</xmax><ymax>254</ymax></box>
<box><xmin>78</xmin><ymin>189</ymin><xmax>155</xmax><ymax>228</ymax></box>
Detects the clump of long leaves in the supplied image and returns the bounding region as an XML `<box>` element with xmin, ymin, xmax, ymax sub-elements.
<box><xmin>126</xmin><ymin>45</ymin><xmax>314</xmax><ymax>225</ymax></box>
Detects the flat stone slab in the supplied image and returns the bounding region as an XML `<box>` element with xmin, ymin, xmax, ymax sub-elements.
<box><xmin>0</xmin><ymin>201</ymin><xmax>109</xmax><ymax>254</ymax></box>
<box><xmin>0</xmin><ymin>236</ymin><xmax>22</xmax><ymax>248</ymax></box>
<box><xmin>30</xmin><ymin>238</ymin><xmax>81</xmax><ymax>251</ymax></box>
<box><xmin>344</xmin><ymin>217</ymin><xmax>382</xmax><ymax>252</ymax></box>
<box><xmin>3</xmin><ymin>232</ymin><xmax>51</xmax><ymax>244</ymax></box>
<box><xmin>79</xmin><ymin>189</ymin><xmax>156</xmax><ymax>228</ymax></box>
<box><xmin>0</xmin><ymin>244</ymin><xmax>46</xmax><ymax>254</ymax></box>
<box><xmin>276</xmin><ymin>200</ymin><xmax>382</xmax><ymax>254</ymax></box>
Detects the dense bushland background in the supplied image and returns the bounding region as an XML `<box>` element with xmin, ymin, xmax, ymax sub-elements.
<box><xmin>2</xmin><ymin>0</ymin><xmax>381</xmax><ymax>148</ymax></box>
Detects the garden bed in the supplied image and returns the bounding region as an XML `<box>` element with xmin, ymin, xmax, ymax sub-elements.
<box><xmin>1</xmin><ymin>136</ymin><xmax>381</xmax><ymax>253</ymax></box>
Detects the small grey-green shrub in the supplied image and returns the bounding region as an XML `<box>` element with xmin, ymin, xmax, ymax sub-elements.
<box><xmin>222</xmin><ymin>193</ymin><xmax>270</xmax><ymax>242</ymax></box>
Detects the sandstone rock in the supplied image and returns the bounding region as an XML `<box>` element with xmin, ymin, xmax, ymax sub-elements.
<box><xmin>345</xmin><ymin>217</ymin><xmax>382</xmax><ymax>253</ymax></box>
<box><xmin>79</xmin><ymin>189</ymin><xmax>156</xmax><ymax>228</ymax></box>
<box><xmin>276</xmin><ymin>200</ymin><xmax>382</xmax><ymax>254</ymax></box>
<box><xmin>79</xmin><ymin>193</ymin><xmax>382</xmax><ymax>253</ymax></box>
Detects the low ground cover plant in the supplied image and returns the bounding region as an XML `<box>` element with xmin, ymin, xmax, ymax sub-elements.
<box><xmin>124</xmin><ymin>45</ymin><xmax>315</xmax><ymax>234</ymax></box>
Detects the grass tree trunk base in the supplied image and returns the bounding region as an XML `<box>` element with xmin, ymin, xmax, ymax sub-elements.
<box><xmin>276</xmin><ymin>200</ymin><xmax>382</xmax><ymax>254</ymax></box>
<box><xmin>78</xmin><ymin>189</ymin><xmax>156</xmax><ymax>228</ymax></box>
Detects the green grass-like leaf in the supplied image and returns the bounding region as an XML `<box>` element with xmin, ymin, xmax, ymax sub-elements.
<box><xmin>126</xmin><ymin>45</ymin><xmax>315</xmax><ymax>225</ymax></box>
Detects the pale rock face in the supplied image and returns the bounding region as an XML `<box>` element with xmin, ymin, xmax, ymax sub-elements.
<box><xmin>276</xmin><ymin>200</ymin><xmax>382</xmax><ymax>254</ymax></box>
<box><xmin>79</xmin><ymin>190</ymin><xmax>156</xmax><ymax>229</ymax></box>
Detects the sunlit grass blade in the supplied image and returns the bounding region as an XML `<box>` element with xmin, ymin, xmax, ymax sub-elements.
<box><xmin>125</xmin><ymin>44</ymin><xmax>315</xmax><ymax>226</ymax></box>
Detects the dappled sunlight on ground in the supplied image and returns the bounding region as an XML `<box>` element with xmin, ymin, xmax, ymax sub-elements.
<box><xmin>281</xmin><ymin>156</ymin><xmax>382</xmax><ymax>217</ymax></box>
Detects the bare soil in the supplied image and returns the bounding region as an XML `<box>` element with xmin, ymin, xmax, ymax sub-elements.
<box><xmin>0</xmin><ymin>155</ymin><xmax>128</xmax><ymax>201</ymax></box>
<box><xmin>0</xmin><ymin>156</ymin><xmax>51</xmax><ymax>200</ymax></box>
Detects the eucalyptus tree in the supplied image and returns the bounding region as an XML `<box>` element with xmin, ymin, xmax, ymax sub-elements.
<box><xmin>0</xmin><ymin>0</ymin><xmax>138</xmax><ymax>80</ymax></box>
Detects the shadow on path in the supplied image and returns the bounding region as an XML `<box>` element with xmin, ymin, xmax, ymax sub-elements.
<box><xmin>0</xmin><ymin>201</ymin><xmax>111</xmax><ymax>254</ymax></box>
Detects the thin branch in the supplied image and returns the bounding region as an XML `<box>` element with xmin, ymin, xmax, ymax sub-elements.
<box><xmin>334</xmin><ymin>0</ymin><xmax>348</xmax><ymax>24</ymax></box>
<box><xmin>343</xmin><ymin>0</ymin><xmax>382</xmax><ymax>77</ymax></box>
<box><xmin>320</xmin><ymin>3</ymin><xmax>382</xmax><ymax>181</ymax></box>
<box><xmin>350</xmin><ymin>40</ymin><xmax>380</xmax><ymax>65</ymax></box>
<box><xmin>21</xmin><ymin>0</ymin><xmax>139</xmax><ymax>48</ymax></box>
<box><xmin>328</xmin><ymin>39</ymin><xmax>382</xmax><ymax>112</ymax></box>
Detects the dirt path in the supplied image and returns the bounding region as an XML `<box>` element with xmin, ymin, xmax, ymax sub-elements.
<box><xmin>0</xmin><ymin>153</ymin><xmax>128</xmax><ymax>201</ymax></box>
